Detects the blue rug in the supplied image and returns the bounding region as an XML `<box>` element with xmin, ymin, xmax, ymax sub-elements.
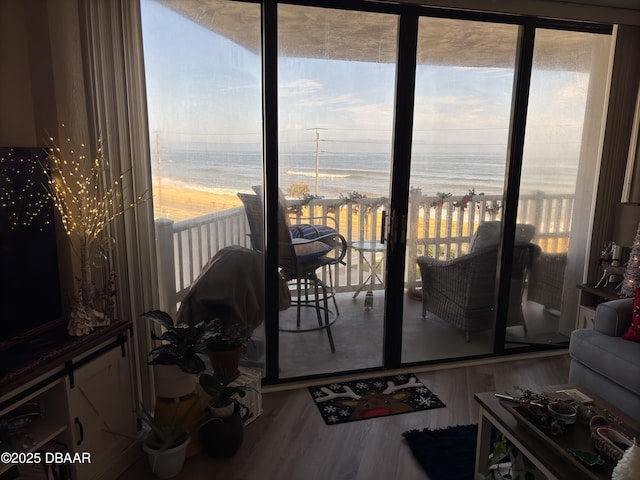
<box><xmin>403</xmin><ymin>424</ymin><xmax>478</xmax><ymax>480</ymax></box>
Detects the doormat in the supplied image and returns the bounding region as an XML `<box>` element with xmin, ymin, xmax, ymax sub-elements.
<box><xmin>403</xmin><ymin>424</ymin><xmax>478</xmax><ymax>480</ymax></box>
<box><xmin>309</xmin><ymin>373</ymin><xmax>445</xmax><ymax>425</ymax></box>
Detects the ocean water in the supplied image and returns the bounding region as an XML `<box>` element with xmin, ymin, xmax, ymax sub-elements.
<box><xmin>153</xmin><ymin>147</ymin><xmax>577</xmax><ymax>199</ymax></box>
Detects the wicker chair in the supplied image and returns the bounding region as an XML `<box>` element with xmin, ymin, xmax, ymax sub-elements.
<box><xmin>237</xmin><ymin>192</ymin><xmax>347</xmax><ymax>352</ymax></box>
<box><xmin>528</xmin><ymin>252</ymin><xmax>567</xmax><ymax>313</ymax></box>
<box><xmin>417</xmin><ymin>243</ymin><xmax>540</xmax><ymax>341</ymax></box>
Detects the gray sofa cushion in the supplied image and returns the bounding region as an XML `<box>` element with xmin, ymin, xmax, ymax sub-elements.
<box><xmin>569</xmin><ymin>327</ymin><xmax>640</xmax><ymax>397</ymax></box>
<box><xmin>594</xmin><ymin>298</ymin><xmax>633</xmax><ymax>336</ymax></box>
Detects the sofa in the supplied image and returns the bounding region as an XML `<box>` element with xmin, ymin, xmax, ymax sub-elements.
<box><xmin>569</xmin><ymin>298</ymin><xmax>640</xmax><ymax>422</ymax></box>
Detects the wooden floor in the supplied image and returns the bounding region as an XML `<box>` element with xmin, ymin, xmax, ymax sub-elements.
<box><xmin>118</xmin><ymin>353</ymin><xmax>570</xmax><ymax>480</ymax></box>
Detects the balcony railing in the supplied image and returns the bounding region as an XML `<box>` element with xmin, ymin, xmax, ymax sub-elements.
<box><xmin>155</xmin><ymin>191</ymin><xmax>573</xmax><ymax>316</ymax></box>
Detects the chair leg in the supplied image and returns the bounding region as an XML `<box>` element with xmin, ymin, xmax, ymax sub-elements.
<box><xmin>313</xmin><ymin>277</ymin><xmax>323</xmax><ymax>328</ymax></box>
<box><xmin>319</xmin><ymin>280</ymin><xmax>335</xmax><ymax>353</ymax></box>
<box><xmin>328</xmin><ymin>266</ymin><xmax>339</xmax><ymax>315</ymax></box>
<box><xmin>296</xmin><ymin>278</ymin><xmax>302</xmax><ymax>329</ymax></box>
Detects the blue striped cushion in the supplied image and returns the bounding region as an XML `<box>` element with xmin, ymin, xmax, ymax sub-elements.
<box><xmin>289</xmin><ymin>224</ymin><xmax>338</xmax><ymax>247</ymax></box>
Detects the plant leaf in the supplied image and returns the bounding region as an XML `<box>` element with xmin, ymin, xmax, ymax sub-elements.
<box><xmin>141</xmin><ymin>310</ymin><xmax>174</xmax><ymax>329</ymax></box>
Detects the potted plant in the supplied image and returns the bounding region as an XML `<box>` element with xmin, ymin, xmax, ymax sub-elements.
<box><xmin>142</xmin><ymin>310</ymin><xmax>216</xmax><ymax>398</ymax></box>
<box><xmin>197</xmin><ymin>373</ymin><xmax>256</xmax><ymax>458</ymax></box>
<box><xmin>199</xmin><ymin>372</ymin><xmax>256</xmax><ymax>418</ymax></box>
<box><xmin>137</xmin><ymin>405</ymin><xmax>200</xmax><ymax>479</ymax></box>
<box><xmin>206</xmin><ymin>320</ymin><xmax>251</xmax><ymax>382</ymax></box>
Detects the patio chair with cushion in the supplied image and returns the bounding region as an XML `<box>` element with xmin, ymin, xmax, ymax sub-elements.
<box><xmin>237</xmin><ymin>192</ymin><xmax>347</xmax><ymax>352</ymax></box>
<box><xmin>417</xmin><ymin>221</ymin><xmax>540</xmax><ymax>341</ymax></box>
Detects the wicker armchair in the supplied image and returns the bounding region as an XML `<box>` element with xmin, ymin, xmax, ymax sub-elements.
<box><xmin>417</xmin><ymin>243</ymin><xmax>540</xmax><ymax>341</ymax></box>
<box><xmin>528</xmin><ymin>252</ymin><xmax>567</xmax><ymax>313</ymax></box>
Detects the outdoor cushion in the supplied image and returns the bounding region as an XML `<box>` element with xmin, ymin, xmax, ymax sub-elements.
<box><xmin>289</xmin><ymin>223</ymin><xmax>337</xmax><ymax>241</ymax></box>
<box><xmin>292</xmin><ymin>239</ymin><xmax>332</xmax><ymax>262</ymax></box>
<box><xmin>469</xmin><ymin>221</ymin><xmax>535</xmax><ymax>252</ymax></box>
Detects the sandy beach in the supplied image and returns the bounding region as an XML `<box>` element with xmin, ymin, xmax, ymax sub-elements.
<box><xmin>152</xmin><ymin>185</ymin><xmax>243</xmax><ymax>222</ymax></box>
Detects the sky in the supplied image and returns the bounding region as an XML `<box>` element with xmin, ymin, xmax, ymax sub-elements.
<box><xmin>140</xmin><ymin>0</ymin><xmax>602</xmax><ymax>163</ymax></box>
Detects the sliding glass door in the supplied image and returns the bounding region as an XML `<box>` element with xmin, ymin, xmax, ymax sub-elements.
<box><xmin>276</xmin><ymin>4</ymin><xmax>397</xmax><ymax>378</ymax></box>
<box><xmin>141</xmin><ymin>0</ymin><xmax>612</xmax><ymax>383</ymax></box>
<box><xmin>501</xmin><ymin>28</ymin><xmax>612</xmax><ymax>350</ymax></box>
<box><xmin>402</xmin><ymin>18</ymin><xmax>519</xmax><ymax>363</ymax></box>
<box><xmin>141</xmin><ymin>0</ymin><xmax>266</xmax><ymax>374</ymax></box>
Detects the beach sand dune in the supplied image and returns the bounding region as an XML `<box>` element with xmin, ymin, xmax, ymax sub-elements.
<box><xmin>153</xmin><ymin>185</ymin><xmax>242</xmax><ymax>221</ymax></box>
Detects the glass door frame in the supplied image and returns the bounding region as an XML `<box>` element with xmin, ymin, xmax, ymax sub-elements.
<box><xmin>259</xmin><ymin>0</ymin><xmax>613</xmax><ymax>385</ymax></box>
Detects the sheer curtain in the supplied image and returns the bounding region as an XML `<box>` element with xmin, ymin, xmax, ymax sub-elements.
<box><xmin>78</xmin><ymin>0</ymin><xmax>158</xmax><ymax>407</ymax></box>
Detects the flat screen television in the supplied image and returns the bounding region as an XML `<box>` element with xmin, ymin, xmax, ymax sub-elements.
<box><xmin>0</xmin><ymin>147</ymin><xmax>62</xmax><ymax>341</ymax></box>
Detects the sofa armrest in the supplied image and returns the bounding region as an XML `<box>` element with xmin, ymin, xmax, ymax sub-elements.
<box><xmin>594</xmin><ymin>298</ymin><xmax>633</xmax><ymax>337</ymax></box>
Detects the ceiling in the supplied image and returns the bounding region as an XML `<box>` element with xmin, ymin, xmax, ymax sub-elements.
<box><xmin>157</xmin><ymin>0</ymin><xmax>617</xmax><ymax>69</ymax></box>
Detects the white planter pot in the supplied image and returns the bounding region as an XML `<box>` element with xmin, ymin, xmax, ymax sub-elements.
<box><xmin>208</xmin><ymin>402</ymin><xmax>234</xmax><ymax>418</ymax></box>
<box><xmin>154</xmin><ymin>365</ymin><xmax>196</xmax><ymax>399</ymax></box>
<box><xmin>143</xmin><ymin>434</ymin><xmax>190</xmax><ymax>479</ymax></box>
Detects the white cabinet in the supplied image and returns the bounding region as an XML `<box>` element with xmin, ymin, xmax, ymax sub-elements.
<box><xmin>0</xmin><ymin>378</ymin><xmax>70</xmax><ymax>478</ymax></box>
<box><xmin>577</xmin><ymin>305</ymin><xmax>596</xmax><ymax>330</ymax></box>
<box><xmin>0</xmin><ymin>326</ymin><xmax>138</xmax><ymax>480</ymax></box>
<box><xmin>66</xmin><ymin>342</ymin><xmax>138</xmax><ymax>480</ymax></box>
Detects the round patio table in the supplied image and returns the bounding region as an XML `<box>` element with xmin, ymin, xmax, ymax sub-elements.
<box><xmin>350</xmin><ymin>240</ymin><xmax>385</xmax><ymax>301</ymax></box>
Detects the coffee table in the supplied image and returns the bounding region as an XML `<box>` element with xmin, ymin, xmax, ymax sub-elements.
<box><xmin>474</xmin><ymin>384</ymin><xmax>640</xmax><ymax>480</ymax></box>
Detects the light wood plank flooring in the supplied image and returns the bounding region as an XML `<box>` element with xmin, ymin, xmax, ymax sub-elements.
<box><xmin>118</xmin><ymin>352</ymin><xmax>570</xmax><ymax>480</ymax></box>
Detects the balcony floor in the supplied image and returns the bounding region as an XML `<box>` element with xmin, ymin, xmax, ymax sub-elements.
<box><xmin>245</xmin><ymin>291</ymin><xmax>569</xmax><ymax>380</ymax></box>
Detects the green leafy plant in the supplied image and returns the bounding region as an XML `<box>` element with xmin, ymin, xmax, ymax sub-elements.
<box><xmin>199</xmin><ymin>373</ymin><xmax>258</xmax><ymax>408</ymax></box>
<box><xmin>137</xmin><ymin>406</ymin><xmax>192</xmax><ymax>452</ymax></box>
<box><xmin>207</xmin><ymin>319</ymin><xmax>251</xmax><ymax>352</ymax></box>
<box><xmin>142</xmin><ymin>310</ymin><xmax>216</xmax><ymax>374</ymax></box>
<box><xmin>489</xmin><ymin>431</ymin><xmax>536</xmax><ymax>480</ymax></box>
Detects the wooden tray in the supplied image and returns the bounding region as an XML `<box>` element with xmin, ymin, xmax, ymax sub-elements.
<box><xmin>501</xmin><ymin>401</ymin><xmax>617</xmax><ymax>479</ymax></box>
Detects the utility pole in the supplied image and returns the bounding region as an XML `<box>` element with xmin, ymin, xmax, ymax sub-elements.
<box><xmin>307</xmin><ymin>127</ymin><xmax>327</xmax><ymax>195</ymax></box>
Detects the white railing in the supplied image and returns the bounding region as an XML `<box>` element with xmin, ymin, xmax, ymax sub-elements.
<box><xmin>155</xmin><ymin>191</ymin><xmax>574</xmax><ymax>315</ymax></box>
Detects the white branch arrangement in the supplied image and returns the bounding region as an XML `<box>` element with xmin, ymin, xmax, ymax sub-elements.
<box><xmin>44</xmin><ymin>124</ymin><xmax>146</xmax><ymax>335</ymax></box>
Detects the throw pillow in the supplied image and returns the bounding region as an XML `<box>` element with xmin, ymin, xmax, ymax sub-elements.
<box><xmin>622</xmin><ymin>288</ymin><xmax>640</xmax><ymax>342</ymax></box>
<box><xmin>469</xmin><ymin>221</ymin><xmax>536</xmax><ymax>252</ymax></box>
<box><xmin>469</xmin><ymin>221</ymin><xmax>501</xmax><ymax>252</ymax></box>
<box><xmin>293</xmin><ymin>239</ymin><xmax>332</xmax><ymax>262</ymax></box>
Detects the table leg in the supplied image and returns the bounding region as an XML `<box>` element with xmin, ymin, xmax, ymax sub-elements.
<box><xmin>475</xmin><ymin>409</ymin><xmax>493</xmax><ymax>479</ymax></box>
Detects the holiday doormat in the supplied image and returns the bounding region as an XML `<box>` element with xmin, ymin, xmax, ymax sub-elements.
<box><xmin>308</xmin><ymin>373</ymin><xmax>445</xmax><ymax>425</ymax></box>
<box><xmin>403</xmin><ymin>424</ymin><xmax>478</xmax><ymax>480</ymax></box>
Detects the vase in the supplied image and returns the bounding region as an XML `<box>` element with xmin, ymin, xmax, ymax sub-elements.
<box><xmin>67</xmin><ymin>242</ymin><xmax>107</xmax><ymax>335</ymax></box>
<box><xmin>199</xmin><ymin>403</ymin><xmax>245</xmax><ymax>458</ymax></box>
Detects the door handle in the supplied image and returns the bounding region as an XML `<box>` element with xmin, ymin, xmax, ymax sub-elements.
<box><xmin>75</xmin><ymin>417</ymin><xmax>84</xmax><ymax>446</ymax></box>
<box><xmin>388</xmin><ymin>211</ymin><xmax>407</xmax><ymax>253</ymax></box>
<box><xmin>380</xmin><ymin>210</ymin><xmax>387</xmax><ymax>244</ymax></box>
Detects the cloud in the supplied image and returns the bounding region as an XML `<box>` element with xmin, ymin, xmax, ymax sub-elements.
<box><xmin>297</xmin><ymin>93</ymin><xmax>361</xmax><ymax>108</ymax></box>
<box><xmin>279</xmin><ymin>78</ymin><xmax>323</xmax><ymax>97</ymax></box>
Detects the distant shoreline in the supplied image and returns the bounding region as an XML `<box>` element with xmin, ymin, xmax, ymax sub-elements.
<box><xmin>153</xmin><ymin>184</ymin><xmax>242</xmax><ymax>222</ymax></box>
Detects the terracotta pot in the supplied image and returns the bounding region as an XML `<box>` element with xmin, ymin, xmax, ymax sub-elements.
<box><xmin>207</xmin><ymin>345</ymin><xmax>243</xmax><ymax>382</ymax></box>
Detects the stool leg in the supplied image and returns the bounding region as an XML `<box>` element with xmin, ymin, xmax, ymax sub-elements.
<box><xmin>321</xmin><ymin>280</ymin><xmax>335</xmax><ymax>353</ymax></box>
<box><xmin>328</xmin><ymin>267</ymin><xmax>339</xmax><ymax>315</ymax></box>
<box><xmin>296</xmin><ymin>278</ymin><xmax>302</xmax><ymax>329</ymax></box>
